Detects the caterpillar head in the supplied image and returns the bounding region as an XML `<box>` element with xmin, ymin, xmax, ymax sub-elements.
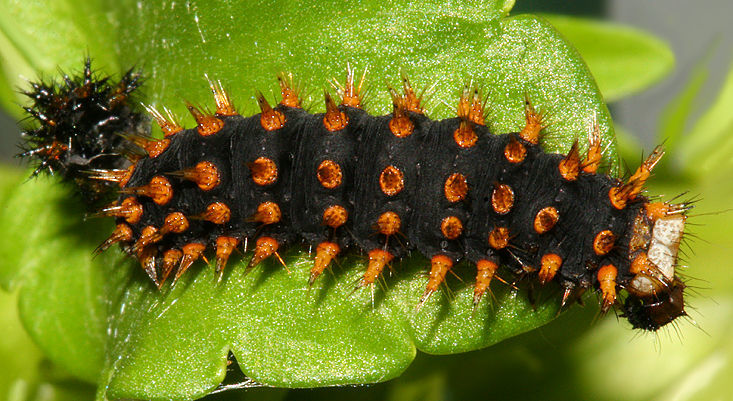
<box><xmin>623</xmin><ymin>203</ymin><xmax>689</xmax><ymax>330</ymax></box>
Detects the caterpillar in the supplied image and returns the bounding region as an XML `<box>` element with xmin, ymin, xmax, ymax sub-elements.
<box><xmin>19</xmin><ymin>61</ymin><xmax>690</xmax><ymax>332</ymax></box>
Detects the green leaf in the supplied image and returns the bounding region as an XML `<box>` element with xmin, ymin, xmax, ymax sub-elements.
<box><xmin>0</xmin><ymin>1</ymin><xmax>619</xmax><ymax>399</ymax></box>
<box><xmin>543</xmin><ymin>15</ymin><xmax>674</xmax><ymax>102</ymax></box>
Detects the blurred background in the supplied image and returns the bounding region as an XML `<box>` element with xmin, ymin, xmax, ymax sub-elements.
<box><xmin>1</xmin><ymin>0</ymin><xmax>732</xmax><ymax>400</ymax></box>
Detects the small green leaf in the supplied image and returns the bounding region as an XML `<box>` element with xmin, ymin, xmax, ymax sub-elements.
<box><xmin>543</xmin><ymin>15</ymin><xmax>674</xmax><ymax>102</ymax></box>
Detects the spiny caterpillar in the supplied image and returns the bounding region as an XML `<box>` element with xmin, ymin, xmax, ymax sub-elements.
<box><xmin>19</xmin><ymin>60</ymin><xmax>690</xmax><ymax>331</ymax></box>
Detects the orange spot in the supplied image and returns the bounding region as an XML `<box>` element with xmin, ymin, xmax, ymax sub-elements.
<box><xmin>418</xmin><ymin>255</ymin><xmax>454</xmax><ymax>308</ymax></box>
<box><xmin>323</xmin><ymin>92</ymin><xmax>349</xmax><ymax>131</ymax></box>
<box><xmin>159</xmin><ymin>249</ymin><xmax>183</xmax><ymax>288</ymax></box>
<box><xmin>379</xmin><ymin>165</ymin><xmax>404</xmax><ymax>196</ymax></box>
<box><xmin>473</xmin><ymin>259</ymin><xmax>498</xmax><ymax>307</ymax></box>
<box><xmin>388</xmin><ymin>96</ymin><xmax>414</xmax><ymax>138</ymax></box>
<box><xmin>488</xmin><ymin>227</ymin><xmax>510</xmax><ymax>249</ymax></box>
<box><xmin>538</xmin><ymin>254</ymin><xmax>562</xmax><ymax>285</ymax></box>
<box><xmin>317</xmin><ymin>160</ymin><xmax>343</xmax><ymax>189</ymax></box>
<box><xmin>558</xmin><ymin>141</ymin><xmax>580</xmax><ymax>181</ymax></box>
<box><xmin>440</xmin><ymin>216</ymin><xmax>463</xmax><ymax>240</ymax></box>
<box><xmin>162</xmin><ymin>212</ymin><xmax>189</xmax><ymax>234</ymax></box>
<box><xmin>504</xmin><ymin>135</ymin><xmax>526</xmax><ymax>163</ymax></box>
<box><xmin>323</xmin><ymin>205</ymin><xmax>348</xmax><ymax>228</ymax></box>
<box><xmin>209</xmin><ymin>79</ymin><xmax>236</xmax><ymax>116</ymax></box>
<box><xmin>144</xmin><ymin>105</ymin><xmax>183</xmax><ymax>137</ymax></box>
<box><xmin>645</xmin><ymin>202</ymin><xmax>671</xmax><ymax>221</ymax></box>
<box><xmin>187</xmin><ymin>104</ymin><xmax>224</xmax><ymax>136</ymax></box>
<box><xmin>377</xmin><ymin>211</ymin><xmax>401</xmax><ymax>236</ymax></box>
<box><xmin>140</xmin><ymin>226</ymin><xmax>157</xmax><ymax>239</ymax></box>
<box><xmin>249</xmin><ymin>157</ymin><xmax>278</xmax><ymax>186</ymax></box>
<box><xmin>608</xmin><ymin>187</ymin><xmax>627</xmax><ymax>210</ymax></box>
<box><xmin>201</xmin><ymin>202</ymin><xmax>231</xmax><ymax>224</ymax></box>
<box><xmin>176</xmin><ymin>161</ymin><xmax>220</xmax><ymax>191</ymax></box>
<box><xmin>597</xmin><ymin>264</ymin><xmax>618</xmax><ymax>313</ymax></box>
<box><xmin>593</xmin><ymin>230</ymin><xmax>616</xmax><ymax>256</ymax></box>
<box><xmin>249</xmin><ymin>236</ymin><xmax>282</xmax><ymax>269</ymax></box>
<box><xmin>453</xmin><ymin>120</ymin><xmax>477</xmax><ymax>148</ymax></box>
<box><xmin>278</xmin><ymin>72</ymin><xmax>302</xmax><ymax>108</ymax></box>
<box><xmin>518</xmin><ymin>97</ymin><xmax>544</xmax><ymax>145</ymax></box>
<box><xmin>134</xmin><ymin>225</ymin><xmax>161</xmax><ymax>250</ymax></box>
<box><xmin>583</xmin><ymin>122</ymin><xmax>602</xmax><ymax>173</ymax></box>
<box><xmin>444</xmin><ymin>173</ymin><xmax>468</xmax><ymax>202</ymax></box>
<box><xmin>120</xmin><ymin>197</ymin><xmax>144</xmax><ymax>223</ymax></box>
<box><xmin>491</xmin><ymin>183</ymin><xmax>514</xmax><ymax>215</ymax></box>
<box><xmin>97</xmin><ymin>197</ymin><xmax>143</xmax><ymax>224</ymax></box>
<box><xmin>126</xmin><ymin>176</ymin><xmax>173</xmax><ymax>205</ymax></box>
<box><xmin>254</xmin><ymin>201</ymin><xmax>281</xmax><ymax>225</ymax></box>
<box><xmin>360</xmin><ymin>249</ymin><xmax>394</xmax><ymax>287</ymax></box>
<box><xmin>215</xmin><ymin>236</ymin><xmax>239</xmax><ymax>274</ymax></box>
<box><xmin>534</xmin><ymin>206</ymin><xmax>559</xmax><ymax>234</ymax></box>
<box><xmin>630</xmin><ymin>252</ymin><xmax>655</xmax><ymax>275</ymax></box>
<box><xmin>309</xmin><ymin>242</ymin><xmax>340</xmax><ymax>285</ymax></box>
<box><xmin>257</xmin><ymin>93</ymin><xmax>286</xmax><ymax>131</ymax></box>
<box><xmin>175</xmin><ymin>243</ymin><xmax>206</xmax><ymax>284</ymax></box>
<box><xmin>124</xmin><ymin>134</ymin><xmax>170</xmax><ymax>158</ymax></box>
<box><xmin>146</xmin><ymin>139</ymin><xmax>171</xmax><ymax>158</ymax></box>
<box><xmin>96</xmin><ymin>223</ymin><xmax>133</xmax><ymax>253</ymax></box>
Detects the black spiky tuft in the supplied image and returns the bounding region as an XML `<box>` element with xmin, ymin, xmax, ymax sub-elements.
<box><xmin>17</xmin><ymin>58</ymin><xmax>148</xmax><ymax>203</ymax></box>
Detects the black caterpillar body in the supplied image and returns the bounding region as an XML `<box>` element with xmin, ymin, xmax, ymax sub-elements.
<box><xmin>19</xmin><ymin>63</ymin><xmax>690</xmax><ymax>331</ymax></box>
